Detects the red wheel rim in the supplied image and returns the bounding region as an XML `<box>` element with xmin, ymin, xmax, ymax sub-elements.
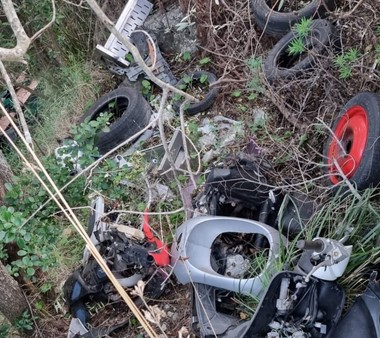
<box><xmin>327</xmin><ymin>105</ymin><xmax>368</xmax><ymax>184</ymax></box>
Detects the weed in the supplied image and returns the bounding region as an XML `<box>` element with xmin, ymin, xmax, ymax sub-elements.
<box><xmin>237</xmin><ymin>104</ymin><xmax>248</xmax><ymax>112</ymax></box>
<box><xmin>231</xmin><ymin>56</ymin><xmax>264</xmax><ymax>102</ymax></box>
<box><xmin>0</xmin><ymin>324</ymin><xmax>9</xmax><ymax>338</ymax></box>
<box><xmin>294</xmin><ymin>17</ymin><xmax>313</xmax><ymax>38</ymax></box>
<box><xmin>200</xmin><ymin>73</ymin><xmax>209</xmax><ymax>84</ymax></box>
<box><xmin>277</xmin><ymin>189</ymin><xmax>380</xmax><ymax>304</ymax></box>
<box><xmin>1</xmin><ymin>113</ymin><xmax>110</xmax><ymax>279</ymax></box>
<box><xmin>334</xmin><ymin>48</ymin><xmax>360</xmax><ymax>79</ymax></box>
<box><xmin>0</xmin><ymin>206</ymin><xmax>57</xmax><ymax>278</ymax></box>
<box><xmin>375</xmin><ymin>44</ymin><xmax>380</xmax><ymax>64</ymax></box>
<box><xmin>141</xmin><ymin>79</ymin><xmax>154</xmax><ymax>100</ymax></box>
<box><xmin>198</xmin><ymin>57</ymin><xmax>211</xmax><ymax>65</ymax></box>
<box><xmin>187</xmin><ymin>120</ymin><xmax>201</xmax><ymax>142</ymax></box>
<box><xmin>247</xmin><ymin>56</ymin><xmax>262</xmax><ymax>71</ymax></box>
<box><xmin>14</xmin><ymin>311</ymin><xmax>34</xmax><ymax>332</ymax></box>
<box><xmin>247</xmin><ymin>77</ymin><xmax>263</xmax><ymax>100</ymax></box>
<box><xmin>182</xmin><ymin>75</ymin><xmax>193</xmax><ymax>85</ymax></box>
<box><xmin>125</xmin><ymin>52</ymin><xmax>134</xmax><ymax>63</ymax></box>
<box><xmin>248</xmin><ymin>118</ymin><xmax>265</xmax><ymax>134</ymax></box>
<box><xmin>287</xmin><ymin>18</ymin><xmax>313</xmax><ymax>56</ymax></box>
<box><xmin>376</xmin><ymin>22</ymin><xmax>380</xmax><ymax>37</ymax></box>
<box><xmin>231</xmin><ymin>90</ymin><xmax>241</xmax><ymax>98</ymax></box>
<box><xmin>298</xmin><ymin>133</ymin><xmax>308</xmax><ymax>147</ymax></box>
<box><xmin>288</xmin><ymin>38</ymin><xmax>305</xmax><ymax>55</ymax></box>
<box><xmin>182</xmin><ymin>51</ymin><xmax>191</xmax><ymax>61</ymax></box>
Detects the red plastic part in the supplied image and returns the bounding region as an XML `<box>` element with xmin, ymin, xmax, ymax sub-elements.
<box><xmin>143</xmin><ymin>210</ymin><xmax>170</xmax><ymax>266</ymax></box>
<box><xmin>327</xmin><ymin>105</ymin><xmax>368</xmax><ymax>184</ymax></box>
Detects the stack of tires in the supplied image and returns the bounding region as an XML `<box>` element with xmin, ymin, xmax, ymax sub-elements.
<box><xmin>251</xmin><ymin>0</ymin><xmax>337</xmax><ymax>82</ymax></box>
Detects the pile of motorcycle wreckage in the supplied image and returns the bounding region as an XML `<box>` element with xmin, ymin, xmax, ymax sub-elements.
<box><xmin>61</xmin><ymin>143</ymin><xmax>380</xmax><ymax>338</ymax></box>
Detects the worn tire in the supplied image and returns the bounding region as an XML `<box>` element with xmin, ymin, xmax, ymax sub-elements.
<box><xmin>80</xmin><ymin>87</ymin><xmax>151</xmax><ymax>154</ymax></box>
<box><xmin>175</xmin><ymin>71</ymin><xmax>219</xmax><ymax>115</ymax></box>
<box><xmin>251</xmin><ymin>0</ymin><xmax>336</xmax><ymax>37</ymax></box>
<box><xmin>264</xmin><ymin>19</ymin><xmax>333</xmax><ymax>82</ymax></box>
<box><xmin>324</xmin><ymin>92</ymin><xmax>380</xmax><ymax>190</ymax></box>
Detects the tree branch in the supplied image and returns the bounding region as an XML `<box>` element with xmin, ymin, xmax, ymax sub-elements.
<box><xmin>0</xmin><ymin>0</ymin><xmax>31</xmax><ymax>62</ymax></box>
<box><xmin>0</xmin><ymin>0</ymin><xmax>56</xmax><ymax>62</ymax></box>
<box><xmin>31</xmin><ymin>0</ymin><xmax>56</xmax><ymax>42</ymax></box>
<box><xmin>85</xmin><ymin>0</ymin><xmax>198</xmax><ymax>101</ymax></box>
<box><xmin>0</xmin><ymin>60</ymin><xmax>33</xmax><ymax>147</ymax></box>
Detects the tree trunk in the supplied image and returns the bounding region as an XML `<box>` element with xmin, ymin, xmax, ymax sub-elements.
<box><xmin>0</xmin><ymin>150</ymin><xmax>27</xmax><ymax>323</ymax></box>
<box><xmin>0</xmin><ymin>149</ymin><xmax>12</xmax><ymax>204</ymax></box>
<box><xmin>0</xmin><ymin>261</ymin><xmax>28</xmax><ymax>323</ymax></box>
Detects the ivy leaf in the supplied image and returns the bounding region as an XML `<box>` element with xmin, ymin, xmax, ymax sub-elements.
<box><xmin>200</xmin><ymin>74</ymin><xmax>208</xmax><ymax>84</ymax></box>
<box><xmin>231</xmin><ymin>90</ymin><xmax>241</xmax><ymax>97</ymax></box>
<box><xmin>26</xmin><ymin>267</ymin><xmax>35</xmax><ymax>277</ymax></box>
<box><xmin>199</xmin><ymin>57</ymin><xmax>211</xmax><ymax>65</ymax></box>
<box><xmin>17</xmin><ymin>250</ymin><xmax>27</xmax><ymax>256</ymax></box>
<box><xmin>183</xmin><ymin>75</ymin><xmax>193</xmax><ymax>84</ymax></box>
<box><xmin>182</xmin><ymin>51</ymin><xmax>191</xmax><ymax>61</ymax></box>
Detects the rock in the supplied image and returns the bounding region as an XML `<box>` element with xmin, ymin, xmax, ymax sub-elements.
<box><xmin>252</xmin><ymin>108</ymin><xmax>267</xmax><ymax>125</ymax></box>
<box><xmin>202</xmin><ymin>149</ymin><xmax>215</xmax><ymax>164</ymax></box>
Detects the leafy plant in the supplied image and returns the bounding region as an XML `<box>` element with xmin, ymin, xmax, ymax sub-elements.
<box><xmin>14</xmin><ymin>311</ymin><xmax>34</xmax><ymax>332</ymax></box>
<box><xmin>294</xmin><ymin>17</ymin><xmax>313</xmax><ymax>38</ymax></box>
<box><xmin>334</xmin><ymin>48</ymin><xmax>360</xmax><ymax>79</ymax></box>
<box><xmin>232</xmin><ymin>56</ymin><xmax>264</xmax><ymax>101</ymax></box>
<box><xmin>375</xmin><ymin>44</ymin><xmax>380</xmax><ymax>64</ymax></box>
<box><xmin>198</xmin><ymin>57</ymin><xmax>211</xmax><ymax>65</ymax></box>
<box><xmin>287</xmin><ymin>18</ymin><xmax>313</xmax><ymax>56</ymax></box>
<box><xmin>125</xmin><ymin>52</ymin><xmax>134</xmax><ymax>63</ymax></box>
<box><xmin>141</xmin><ymin>79</ymin><xmax>153</xmax><ymax>98</ymax></box>
<box><xmin>187</xmin><ymin>120</ymin><xmax>201</xmax><ymax>142</ymax></box>
<box><xmin>376</xmin><ymin>22</ymin><xmax>380</xmax><ymax>37</ymax></box>
<box><xmin>0</xmin><ymin>206</ymin><xmax>57</xmax><ymax>278</ymax></box>
<box><xmin>288</xmin><ymin>38</ymin><xmax>306</xmax><ymax>55</ymax></box>
<box><xmin>0</xmin><ymin>324</ymin><xmax>9</xmax><ymax>338</ymax></box>
<box><xmin>231</xmin><ymin>90</ymin><xmax>241</xmax><ymax>98</ymax></box>
<box><xmin>1</xmin><ymin>113</ymin><xmax>113</xmax><ymax>278</ymax></box>
<box><xmin>247</xmin><ymin>56</ymin><xmax>262</xmax><ymax>72</ymax></box>
<box><xmin>182</xmin><ymin>51</ymin><xmax>191</xmax><ymax>61</ymax></box>
<box><xmin>200</xmin><ymin>73</ymin><xmax>209</xmax><ymax>84</ymax></box>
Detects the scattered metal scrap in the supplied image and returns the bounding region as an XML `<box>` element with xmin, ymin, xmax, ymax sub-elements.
<box><xmin>96</xmin><ymin>0</ymin><xmax>176</xmax><ymax>84</ymax></box>
<box><xmin>64</xmin><ymin>196</ymin><xmax>169</xmax><ymax>338</ymax></box>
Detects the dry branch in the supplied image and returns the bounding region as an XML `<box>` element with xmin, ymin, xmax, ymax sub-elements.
<box><xmin>0</xmin><ymin>0</ymin><xmax>55</xmax><ymax>62</ymax></box>
<box><xmin>85</xmin><ymin>0</ymin><xmax>197</xmax><ymax>101</ymax></box>
<box><xmin>0</xmin><ymin>61</ymin><xmax>33</xmax><ymax>146</ymax></box>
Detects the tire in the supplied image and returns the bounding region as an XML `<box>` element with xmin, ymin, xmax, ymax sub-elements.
<box><xmin>80</xmin><ymin>87</ymin><xmax>151</xmax><ymax>154</ymax></box>
<box><xmin>251</xmin><ymin>0</ymin><xmax>337</xmax><ymax>37</ymax></box>
<box><xmin>279</xmin><ymin>192</ymin><xmax>316</xmax><ymax>236</ymax></box>
<box><xmin>324</xmin><ymin>92</ymin><xmax>380</xmax><ymax>190</ymax></box>
<box><xmin>174</xmin><ymin>71</ymin><xmax>219</xmax><ymax>115</ymax></box>
<box><xmin>264</xmin><ymin>19</ymin><xmax>333</xmax><ymax>82</ymax></box>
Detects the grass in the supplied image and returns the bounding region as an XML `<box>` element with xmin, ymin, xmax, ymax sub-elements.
<box><xmin>30</xmin><ymin>62</ymin><xmax>100</xmax><ymax>154</ymax></box>
<box><xmin>283</xmin><ymin>188</ymin><xmax>379</xmax><ymax>302</ymax></box>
